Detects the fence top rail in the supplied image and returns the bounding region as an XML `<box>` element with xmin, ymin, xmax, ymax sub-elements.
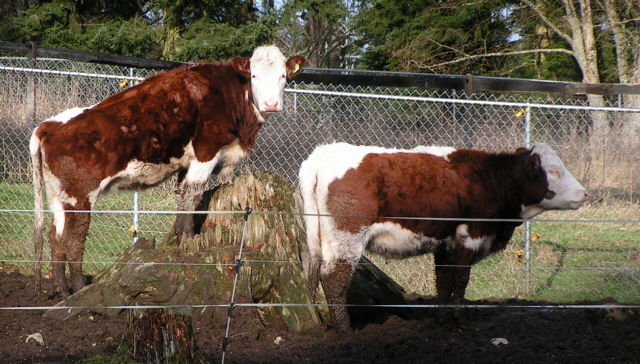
<box><xmin>2</xmin><ymin>40</ymin><xmax>640</xmax><ymax>96</ymax></box>
<box><xmin>297</xmin><ymin>68</ymin><xmax>640</xmax><ymax>96</ymax></box>
<box><xmin>288</xmin><ymin>88</ymin><xmax>640</xmax><ymax>112</ymax></box>
<box><xmin>0</xmin><ymin>40</ymin><xmax>182</xmax><ymax>70</ymax></box>
<box><xmin>4</xmin><ymin>62</ymin><xmax>635</xmax><ymax>112</ymax></box>
<box><xmin>0</xmin><ymin>65</ymin><xmax>146</xmax><ymax>81</ymax></box>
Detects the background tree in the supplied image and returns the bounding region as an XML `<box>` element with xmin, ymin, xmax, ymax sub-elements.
<box><xmin>277</xmin><ymin>0</ymin><xmax>357</xmax><ymax>68</ymax></box>
<box><xmin>354</xmin><ymin>0</ymin><xmax>517</xmax><ymax>75</ymax></box>
<box><xmin>0</xmin><ymin>0</ymin><xmax>269</xmax><ymax>61</ymax></box>
<box><xmin>519</xmin><ymin>0</ymin><xmax>639</xmax><ymax>187</ymax></box>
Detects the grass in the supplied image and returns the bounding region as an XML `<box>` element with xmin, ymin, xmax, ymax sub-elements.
<box><xmin>0</xmin><ymin>182</ymin><xmax>176</xmax><ymax>272</ymax></box>
<box><xmin>1</xmin><ymin>181</ymin><xmax>639</xmax><ymax>304</ymax></box>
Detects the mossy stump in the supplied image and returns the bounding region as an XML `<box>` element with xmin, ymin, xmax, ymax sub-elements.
<box><xmin>127</xmin><ymin>308</ymin><xmax>196</xmax><ymax>364</ymax></box>
<box><xmin>45</xmin><ymin>171</ymin><xmax>413</xmax><ymax>360</ymax></box>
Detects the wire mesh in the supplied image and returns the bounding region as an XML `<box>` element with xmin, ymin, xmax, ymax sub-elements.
<box><xmin>0</xmin><ymin>57</ymin><xmax>638</xmax><ymax>304</ymax></box>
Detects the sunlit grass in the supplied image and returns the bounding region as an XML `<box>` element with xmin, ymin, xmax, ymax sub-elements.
<box><xmin>0</xmin><ymin>182</ymin><xmax>176</xmax><ymax>273</ymax></box>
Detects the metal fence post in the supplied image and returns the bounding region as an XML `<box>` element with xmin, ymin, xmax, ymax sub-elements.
<box><xmin>26</xmin><ymin>42</ymin><xmax>37</xmax><ymax>127</ymax></box>
<box><xmin>524</xmin><ymin>103</ymin><xmax>532</xmax><ymax>295</ymax></box>
<box><xmin>130</xmin><ymin>67</ymin><xmax>139</xmax><ymax>243</ymax></box>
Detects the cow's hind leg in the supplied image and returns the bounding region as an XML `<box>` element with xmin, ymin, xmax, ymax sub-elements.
<box><xmin>64</xmin><ymin>206</ymin><xmax>92</xmax><ymax>294</ymax></box>
<box><xmin>321</xmin><ymin>259</ymin><xmax>356</xmax><ymax>332</ymax></box>
<box><xmin>434</xmin><ymin>246</ymin><xmax>475</xmax><ymax>304</ymax></box>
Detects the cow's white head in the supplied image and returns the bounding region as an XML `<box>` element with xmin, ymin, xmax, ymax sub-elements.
<box><xmin>231</xmin><ymin>45</ymin><xmax>306</xmax><ymax>119</ymax></box>
<box><xmin>521</xmin><ymin>142</ymin><xmax>590</xmax><ymax>218</ymax></box>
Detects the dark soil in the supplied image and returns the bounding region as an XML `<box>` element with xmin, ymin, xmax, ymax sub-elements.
<box><xmin>1</xmin><ymin>268</ymin><xmax>639</xmax><ymax>364</ymax></box>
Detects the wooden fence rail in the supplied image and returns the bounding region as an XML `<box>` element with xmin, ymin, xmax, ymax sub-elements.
<box><xmin>2</xmin><ymin>40</ymin><xmax>640</xmax><ymax>96</ymax></box>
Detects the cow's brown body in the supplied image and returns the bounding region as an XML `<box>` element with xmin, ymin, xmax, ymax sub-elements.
<box><xmin>299</xmin><ymin>142</ymin><xmax>588</xmax><ymax>331</ymax></box>
<box><xmin>32</xmin><ymin>47</ymin><xmax>306</xmax><ymax>296</ymax></box>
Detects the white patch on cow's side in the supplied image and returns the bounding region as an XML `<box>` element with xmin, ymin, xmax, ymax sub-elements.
<box><xmin>88</xmin><ymin>142</ymin><xmax>197</xmax><ymax>205</ymax></box>
<box><xmin>301</xmin><ymin>143</ymin><xmax>405</xmax><ymax>190</ymax></box>
<box><xmin>214</xmin><ymin>139</ymin><xmax>248</xmax><ymax>177</ymax></box>
<box><xmin>522</xmin><ymin>143</ymin><xmax>589</xmax><ymax>218</ymax></box>
<box><xmin>364</xmin><ymin>221</ymin><xmax>442</xmax><ymax>258</ymax></box>
<box><xmin>456</xmin><ymin>224</ymin><xmax>490</xmax><ymax>251</ymax></box>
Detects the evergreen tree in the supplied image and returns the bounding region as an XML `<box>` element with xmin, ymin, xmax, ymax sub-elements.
<box><xmin>0</xmin><ymin>0</ymin><xmax>268</xmax><ymax>62</ymax></box>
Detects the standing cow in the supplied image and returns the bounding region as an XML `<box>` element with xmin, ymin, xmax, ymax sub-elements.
<box><xmin>32</xmin><ymin>46</ymin><xmax>306</xmax><ymax>296</ymax></box>
<box><xmin>299</xmin><ymin>142</ymin><xmax>589</xmax><ymax>331</ymax></box>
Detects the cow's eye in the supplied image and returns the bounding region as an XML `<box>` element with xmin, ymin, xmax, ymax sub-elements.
<box><xmin>281</xmin><ymin>73</ymin><xmax>286</xmax><ymax>78</ymax></box>
<box><xmin>252</xmin><ymin>74</ymin><xmax>257</xmax><ymax>79</ymax></box>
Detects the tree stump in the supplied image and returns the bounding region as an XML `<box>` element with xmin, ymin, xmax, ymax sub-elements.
<box><xmin>127</xmin><ymin>308</ymin><xmax>196</xmax><ymax>364</ymax></box>
<box><xmin>45</xmin><ymin>172</ymin><xmax>414</xmax><ymax>359</ymax></box>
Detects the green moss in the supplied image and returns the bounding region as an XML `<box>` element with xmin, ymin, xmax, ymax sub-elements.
<box><xmin>80</xmin><ymin>345</ymin><xmax>137</xmax><ymax>364</ymax></box>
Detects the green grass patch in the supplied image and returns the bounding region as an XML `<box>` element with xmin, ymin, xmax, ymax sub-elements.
<box><xmin>0</xmin><ymin>182</ymin><xmax>176</xmax><ymax>273</ymax></box>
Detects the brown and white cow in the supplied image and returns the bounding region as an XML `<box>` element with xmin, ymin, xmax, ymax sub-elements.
<box><xmin>32</xmin><ymin>46</ymin><xmax>306</xmax><ymax>296</ymax></box>
<box><xmin>299</xmin><ymin>142</ymin><xmax>589</xmax><ymax>331</ymax></box>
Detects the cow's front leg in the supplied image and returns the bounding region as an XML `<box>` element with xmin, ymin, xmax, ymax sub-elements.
<box><xmin>174</xmin><ymin>181</ymin><xmax>207</xmax><ymax>244</ymax></box>
<box><xmin>173</xmin><ymin>160</ymin><xmax>217</xmax><ymax>244</ymax></box>
<box><xmin>320</xmin><ymin>259</ymin><xmax>357</xmax><ymax>332</ymax></box>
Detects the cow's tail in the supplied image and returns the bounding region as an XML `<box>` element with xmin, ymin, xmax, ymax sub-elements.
<box><xmin>30</xmin><ymin>130</ymin><xmax>45</xmax><ymax>293</ymax></box>
<box><xmin>298</xmin><ymin>161</ymin><xmax>323</xmax><ymax>299</ymax></box>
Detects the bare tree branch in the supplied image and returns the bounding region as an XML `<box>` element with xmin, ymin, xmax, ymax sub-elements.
<box><xmin>520</xmin><ymin>0</ymin><xmax>573</xmax><ymax>44</ymax></box>
<box><xmin>410</xmin><ymin>48</ymin><xmax>575</xmax><ymax>70</ymax></box>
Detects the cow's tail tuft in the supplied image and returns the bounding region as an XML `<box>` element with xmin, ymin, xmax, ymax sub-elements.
<box><xmin>298</xmin><ymin>161</ymin><xmax>323</xmax><ymax>300</ymax></box>
<box><xmin>30</xmin><ymin>130</ymin><xmax>45</xmax><ymax>293</ymax></box>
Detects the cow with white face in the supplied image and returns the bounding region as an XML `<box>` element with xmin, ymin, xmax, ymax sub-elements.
<box><xmin>299</xmin><ymin>142</ymin><xmax>589</xmax><ymax>331</ymax></box>
<box><xmin>250</xmin><ymin>46</ymin><xmax>301</xmax><ymax>115</ymax></box>
<box><xmin>32</xmin><ymin>45</ymin><xmax>306</xmax><ymax>296</ymax></box>
<box><xmin>520</xmin><ymin>143</ymin><xmax>590</xmax><ymax>218</ymax></box>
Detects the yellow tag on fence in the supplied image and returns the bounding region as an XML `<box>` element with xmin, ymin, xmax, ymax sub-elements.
<box><xmin>119</xmin><ymin>79</ymin><xmax>130</xmax><ymax>88</ymax></box>
<box><xmin>515</xmin><ymin>109</ymin><xmax>525</xmax><ymax>118</ymax></box>
<box><xmin>530</xmin><ymin>233</ymin><xmax>541</xmax><ymax>241</ymax></box>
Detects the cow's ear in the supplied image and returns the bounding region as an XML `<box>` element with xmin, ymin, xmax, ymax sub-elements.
<box><xmin>231</xmin><ymin>57</ymin><xmax>251</xmax><ymax>79</ymax></box>
<box><xmin>526</xmin><ymin>153</ymin><xmax>544</xmax><ymax>178</ymax></box>
<box><xmin>286</xmin><ymin>55</ymin><xmax>307</xmax><ymax>79</ymax></box>
<box><xmin>515</xmin><ymin>147</ymin><xmax>531</xmax><ymax>155</ymax></box>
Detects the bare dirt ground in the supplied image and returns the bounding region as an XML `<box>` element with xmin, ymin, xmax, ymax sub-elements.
<box><xmin>1</xmin><ymin>268</ymin><xmax>639</xmax><ymax>364</ymax></box>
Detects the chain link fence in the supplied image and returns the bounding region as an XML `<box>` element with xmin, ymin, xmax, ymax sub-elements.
<box><xmin>1</xmin><ymin>57</ymin><xmax>638</xmax><ymax>304</ymax></box>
